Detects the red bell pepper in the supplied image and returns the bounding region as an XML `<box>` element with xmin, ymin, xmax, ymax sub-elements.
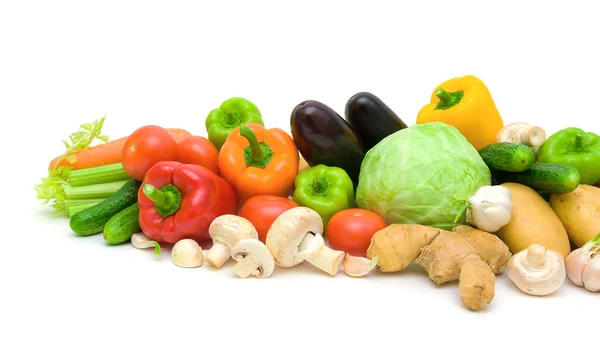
<box><xmin>137</xmin><ymin>161</ymin><xmax>239</xmax><ymax>244</ymax></box>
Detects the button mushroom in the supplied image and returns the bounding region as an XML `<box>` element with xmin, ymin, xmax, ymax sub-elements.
<box><xmin>205</xmin><ymin>215</ymin><xmax>259</xmax><ymax>268</ymax></box>
<box><xmin>507</xmin><ymin>244</ymin><xmax>566</xmax><ymax>296</ymax></box>
<box><xmin>171</xmin><ymin>239</ymin><xmax>204</xmax><ymax>268</ymax></box>
<box><xmin>265</xmin><ymin>206</ymin><xmax>345</xmax><ymax>276</ymax></box>
<box><xmin>230</xmin><ymin>238</ymin><xmax>275</xmax><ymax>278</ymax></box>
<box><xmin>496</xmin><ymin>122</ymin><xmax>546</xmax><ymax>154</ymax></box>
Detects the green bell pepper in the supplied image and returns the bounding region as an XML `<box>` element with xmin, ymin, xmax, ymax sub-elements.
<box><xmin>205</xmin><ymin>97</ymin><xmax>265</xmax><ymax>150</ymax></box>
<box><xmin>537</xmin><ymin>127</ymin><xmax>600</xmax><ymax>185</ymax></box>
<box><xmin>293</xmin><ymin>164</ymin><xmax>355</xmax><ymax>232</ymax></box>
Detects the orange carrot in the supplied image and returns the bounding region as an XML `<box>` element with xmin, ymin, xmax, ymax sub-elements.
<box><xmin>48</xmin><ymin>128</ymin><xmax>191</xmax><ymax>171</ymax></box>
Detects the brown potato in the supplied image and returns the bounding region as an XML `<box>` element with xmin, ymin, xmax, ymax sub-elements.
<box><xmin>550</xmin><ymin>184</ymin><xmax>600</xmax><ymax>248</ymax></box>
<box><xmin>496</xmin><ymin>183</ymin><xmax>571</xmax><ymax>259</ymax></box>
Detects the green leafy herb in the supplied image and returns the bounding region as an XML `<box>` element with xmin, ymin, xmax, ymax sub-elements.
<box><xmin>34</xmin><ymin>115</ymin><xmax>110</xmax><ymax>214</ymax></box>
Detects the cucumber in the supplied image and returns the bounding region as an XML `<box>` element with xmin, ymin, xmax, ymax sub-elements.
<box><xmin>103</xmin><ymin>203</ymin><xmax>141</xmax><ymax>245</ymax></box>
<box><xmin>70</xmin><ymin>179</ymin><xmax>142</xmax><ymax>236</ymax></box>
<box><xmin>493</xmin><ymin>163</ymin><xmax>580</xmax><ymax>193</ymax></box>
<box><xmin>479</xmin><ymin>142</ymin><xmax>535</xmax><ymax>172</ymax></box>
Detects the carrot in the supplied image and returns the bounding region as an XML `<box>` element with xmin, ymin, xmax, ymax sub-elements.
<box><xmin>48</xmin><ymin>128</ymin><xmax>191</xmax><ymax>170</ymax></box>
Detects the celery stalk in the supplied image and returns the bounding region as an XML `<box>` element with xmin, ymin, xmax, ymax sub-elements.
<box><xmin>63</xmin><ymin>180</ymin><xmax>128</xmax><ymax>199</ymax></box>
<box><xmin>35</xmin><ymin>115</ymin><xmax>110</xmax><ymax>214</ymax></box>
<box><xmin>64</xmin><ymin>198</ymin><xmax>106</xmax><ymax>209</ymax></box>
<box><xmin>69</xmin><ymin>163</ymin><xmax>130</xmax><ymax>187</ymax></box>
<box><xmin>68</xmin><ymin>203</ymin><xmax>100</xmax><ymax>217</ymax></box>
<box><xmin>64</xmin><ymin>198</ymin><xmax>106</xmax><ymax>217</ymax></box>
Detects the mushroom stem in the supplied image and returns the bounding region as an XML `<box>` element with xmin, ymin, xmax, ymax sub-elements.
<box><xmin>525</xmin><ymin>244</ymin><xmax>548</xmax><ymax>268</ymax></box>
<box><xmin>496</xmin><ymin>122</ymin><xmax>547</xmax><ymax>152</ymax></box>
<box><xmin>520</xmin><ymin>125</ymin><xmax>546</xmax><ymax>147</ymax></box>
<box><xmin>232</xmin><ymin>256</ymin><xmax>261</xmax><ymax>279</ymax></box>
<box><xmin>205</xmin><ymin>242</ymin><xmax>231</xmax><ymax>268</ymax></box>
<box><xmin>300</xmin><ymin>233</ymin><xmax>345</xmax><ymax>276</ymax></box>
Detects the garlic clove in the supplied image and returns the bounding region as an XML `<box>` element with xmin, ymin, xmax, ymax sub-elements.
<box><xmin>131</xmin><ymin>233</ymin><xmax>161</xmax><ymax>256</ymax></box>
<box><xmin>566</xmin><ymin>247</ymin><xmax>591</xmax><ymax>287</ymax></box>
<box><xmin>582</xmin><ymin>255</ymin><xmax>600</xmax><ymax>292</ymax></box>
<box><xmin>343</xmin><ymin>254</ymin><xmax>378</xmax><ymax>277</ymax></box>
<box><xmin>171</xmin><ymin>239</ymin><xmax>204</xmax><ymax>268</ymax></box>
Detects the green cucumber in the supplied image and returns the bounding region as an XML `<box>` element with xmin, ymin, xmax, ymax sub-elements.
<box><xmin>493</xmin><ymin>163</ymin><xmax>580</xmax><ymax>193</ymax></box>
<box><xmin>70</xmin><ymin>179</ymin><xmax>142</xmax><ymax>236</ymax></box>
<box><xmin>103</xmin><ymin>203</ymin><xmax>141</xmax><ymax>245</ymax></box>
<box><xmin>479</xmin><ymin>142</ymin><xmax>535</xmax><ymax>172</ymax></box>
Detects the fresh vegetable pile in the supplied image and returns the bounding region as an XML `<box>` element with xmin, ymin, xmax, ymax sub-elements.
<box><xmin>35</xmin><ymin>76</ymin><xmax>600</xmax><ymax>311</ymax></box>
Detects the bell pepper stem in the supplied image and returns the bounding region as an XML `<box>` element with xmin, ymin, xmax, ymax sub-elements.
<box><xmin>240</xmin><ymin>124</ymin><xmax>274</xmax><ymax>168</ymax></box>
<box><xmin>240</xmin><ymin>125</ymin><xmax>263</xmax><ymax>161</ymax></box>
<box><xmin>436</xmin><ymin>88</ymin><xmax>453</xmax><ymax>104</ymax></box>
<box><xmin>435</xmin><ymin>88</ymin><xmax>464</xmax><ymax>110</ymax></box>
<box><xmin>311</xmin><ymin>178</ymin><xmax>330</xmax><ymax>196</ymax></box>
<box><xmin>222</xmin><ymin>110</ymin><xmax>241</xmax><ymax>128</ymax></box>
<box><xmin>574</xmin><ymin>133</ymin><xmax>583</xmax><ymax>151</ymax></box>
<box><xmin>143</xmin><ymin>184</ymin><xmax>182</xmax><ymax>217</ymax></box>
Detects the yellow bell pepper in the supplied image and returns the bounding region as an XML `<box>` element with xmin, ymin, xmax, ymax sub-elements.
<box><xmin>416</xmin><ymin>75</ymin><xmax>504</xmax><ymax>151</ymax></box>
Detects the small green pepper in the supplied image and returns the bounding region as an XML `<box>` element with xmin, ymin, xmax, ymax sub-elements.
<box><xmin>293</xmin><ymin>164</ymin><xmax>355</xmax><ymax>232</ymax></box>
<box><xmin>537</xmin><ymin>127</ymin><xmax>600</xmax><ymax>185</ymax></box>
<box><xmin>205</xmin><ymin>97</ymin><xmax>265</xmax><ymax>150</ymax></box>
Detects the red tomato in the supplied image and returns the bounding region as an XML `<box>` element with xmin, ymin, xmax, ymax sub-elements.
<box><xmin>239</xmin><ymin>195</ymin><xmax>299</xmax><ymax>242</ymax></box>
<box><xmin>326</xmin><ymin>208</ymin><xmax>387</xmax><ymax>257</ymax></box>
<box><xmin>122</xmin><ymin>125</ymin><xmax>179</xmax><ymax>181</ymax></box>
<box><xmin>177</xmin><ymin>136</ymin><xmax>220</xmax><ymax>175</ymax></box>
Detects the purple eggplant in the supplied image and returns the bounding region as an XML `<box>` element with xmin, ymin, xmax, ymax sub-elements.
<box><xmin>290</xmin><ymin>100</ymin><xmax>366</xmax><ymax>188</ymax></box>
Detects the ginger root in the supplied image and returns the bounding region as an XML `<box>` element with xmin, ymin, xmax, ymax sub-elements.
<box><xmin>366</xmin><ymin>224</ymin><xmax>512</xmax><ymax>311</ymax></box>
<box><xmin>298</xmin><ymin>154</ymin><xmax>311</xmax><ymax>174</ymax></box>
<box><xmin>365</xmin><ymin>223</ymin><xmax>440</xmax><ymax>272</ymax></box>
<box><xmin>458</xmin><ymin>254</ymin><xmax>496</xmax><ymax>310</ymax></box>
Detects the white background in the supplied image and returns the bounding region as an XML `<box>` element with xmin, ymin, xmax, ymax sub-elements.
<box><xmin>2</xmin><ymin>1</ymin><xmax>598</xmax><ymax>341</ymax></box>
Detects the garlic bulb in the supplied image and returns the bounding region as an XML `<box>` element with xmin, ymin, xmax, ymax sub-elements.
<box><xmin>566</xmin><ymin>232</ymin><xmax>600</xmax><ymax>292</ymax></box>
<box><xmin>466</xmin><ymin>185</ymin><xmax>512</xmax><ymax>233</ymax></box>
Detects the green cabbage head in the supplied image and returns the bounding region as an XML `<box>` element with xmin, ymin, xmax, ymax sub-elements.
<box><xmin>356</xmin><ymin>121</ymin><xmax>491</xmax><ymax>230</ymax></box>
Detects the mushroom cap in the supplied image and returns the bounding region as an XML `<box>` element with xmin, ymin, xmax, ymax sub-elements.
<box><xmin>265</xmin><ymin>206</ymin><xmax>324</xmax><ymax>267</ymax></box>
<box><xmin>507</xmin><ymin>244</ymin><xmax>566</xmax><ymax>296</ymax></box>
<box><xmin>208</xmin><ymin>214</ymin><xmax>258</xmax><ymax>248</ymax></box>
<box><xmin>231</xmin><ymin>238</ymin><xmax>275</xmax><ymax>278</ymax></box>
<box><xmin>171</xmin><ymin>239</ymin><xmax>203</xmax><ymax>268</ymax></box>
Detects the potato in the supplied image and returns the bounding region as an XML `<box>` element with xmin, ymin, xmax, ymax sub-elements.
<box><xmin>550</xmin><ymin>184</ymin><xmax>600</xmax><ymax>248</ymax></box>
<box><xmin>496</xmin><ymin>182</ymin><xmax>571</xmax><ymax>259</ymax></box>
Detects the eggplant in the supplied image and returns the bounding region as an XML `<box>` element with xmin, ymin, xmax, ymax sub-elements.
<box><xmin>290</xmin><ymin>100</ymin><xmax>366</xmax><ymax>188</ymax></box>
<box><xmin>344</xmin><ymin>92</ymin><xmax>408</xmax><ymax>150</ymax></box>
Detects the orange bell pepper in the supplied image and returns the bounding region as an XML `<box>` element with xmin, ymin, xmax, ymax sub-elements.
<box><xmin>218</xmin><ymin>123</ymin><xmax>299</xmax><ymax>204</ymax></box>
